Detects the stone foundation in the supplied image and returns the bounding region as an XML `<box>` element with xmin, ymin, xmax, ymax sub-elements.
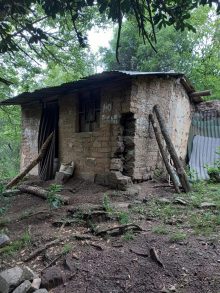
<box><xmin>95</xmin><ymin>171</ymin><xmax>132</xmax><ymax>191</ymax></box>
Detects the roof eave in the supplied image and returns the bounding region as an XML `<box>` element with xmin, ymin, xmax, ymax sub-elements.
<box><xmin>0</xmin><ymin>71</ymin><xmax>201</xmax><ymax>105</ymax></box>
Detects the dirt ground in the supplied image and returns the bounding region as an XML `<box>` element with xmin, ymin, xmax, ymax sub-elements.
<box><xmin>0</xmin><ymin>177</ymin><xmax>220</xmax><ymax>293</ymax></box>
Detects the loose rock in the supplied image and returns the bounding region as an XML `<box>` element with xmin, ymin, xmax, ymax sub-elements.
<box><xmin>30</xmin><ymin>278</ymin><xmax>41</xmax><ymax>291</ymax></box>
<box><xmin>157</xmin><ymin>198</ymin><xmax>171</xmax><ymax>205</ymax></box>
<box><xmin>0</xmin><ymin>234</ymin><xmax>10</xmax><ymax>248</ymax></box>
<box><xmin>22</xmin><ymin>266</ymin><xmax>38</xmax><ymax>281</ymax></box>
<box><xmin>35</xmin><ymin>290</ymin><xmax>48</xmax><ymax>293</ymax></box>
<box><xmin>2</xmin><ymin>189</ymin><xmax>21</xmax><ymax>197</ymax></box>
<box><xmin>200</xmin><ymin>202</ymin><xmax>217</xmax><ymax>208</ymax></box>
<box><xmin>12</xmin><ymin>280</ymin><xmax>31</xmax><ymax>293</ymax></box>
<box><xmin>0</xmin><ymin>266</ymin><xmax>24</xmax><ymax>293</ymax></box>
<box><xmin>65</xmin><ymin>254</ymin><xmax>78</xmax><ymax>272</ymax></box>
<box><xmin>173</xmin><ymin>198</ymin><xmax>187</xmax><ymax>205</ymax></box>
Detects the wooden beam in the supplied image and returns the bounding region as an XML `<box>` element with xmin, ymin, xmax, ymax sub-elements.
<box><xmin>6</xmin><ymin>132</ymin><xmax>54</xmax><ymax>189</ymax></box>
<box><xmin>189</xmin><ymin>90</ymin><xmax>211</xmax><ymax>98</ymax></box>
<box><xmin>153</xmin><ymin>105</ymin><xmax>191</xmax><ymax>193</ymax></box>
<box><xmin>149</xmin><ymin>114</ymin><xmax>181</xmax><ymax>193</ymax></box>
<box><xmin>180</xmin><ymin>78</ymin><xmax>194</xmax><ymax>94</ymax></box>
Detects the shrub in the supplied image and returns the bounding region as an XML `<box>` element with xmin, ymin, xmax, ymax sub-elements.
<box><xmin>47</xmin><ymin>184</ymin><xmax>63</xmax><ymax>209</ymax></box>
<box><xmin>205</xmin><ymin>147</ymin><xmax>220</xmax><ymax>182</ymax></box>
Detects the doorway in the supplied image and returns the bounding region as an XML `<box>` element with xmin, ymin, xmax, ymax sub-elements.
<box><xmin>38</xmin><ymin>101</ymin><xmax>59</xmax><ymax>180</ymax></box>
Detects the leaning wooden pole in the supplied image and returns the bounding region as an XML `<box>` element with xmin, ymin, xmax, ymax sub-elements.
<box><xmin>6</xmin><ymin>132</ymin><xmax>54</xmax><ymax>189</ymax></box>
<box><xmin>153</xmin><ymin>105</ymin><xmax>191</xmax><ymax>193</ymax></box>
<box><xmin>149</xmin><ymin>114</ymin><xmax>181</xmax><ymax>193</ymax></box>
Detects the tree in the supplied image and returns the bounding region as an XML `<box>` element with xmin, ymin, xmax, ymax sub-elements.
<box><xmin>0</xmin><ymin>0</ymin><xmax>219</xmax><ymax>62</ymax></box>
<box><xmin>0</xmin><ymin>10</ymin><xmax>96</xmax><ymax>178</ymax></box>
<box><xmin>101</xmin><ymin>6</ymin><xmax>220</xmax><ymax>99</ymax></box>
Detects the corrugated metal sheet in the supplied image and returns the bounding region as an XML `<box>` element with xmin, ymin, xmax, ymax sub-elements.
<box><xmin>0</xmin><ymin>70</ymin><xmax>189</xmax><ymax>105</ymax></box>
<box><xmin>188</xmin><ymin>110</ymin><xmax>220</xmax><ymax>180</ymax></box>
<box><xmin>188</xmin><ymin>111</ymin><xmax>220</xmax><ymax>157</ymax></box>
<box><xmin>189</xmin><ymin>135</ymin><xmax>220</xmax><ymax>180</ymax></box>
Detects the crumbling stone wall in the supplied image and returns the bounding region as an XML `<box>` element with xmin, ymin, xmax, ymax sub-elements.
<box><xmin>130</xmin><ymin>77</ymin><xmax>192</xmax><ymax>180</ymax></box>
<box><xmin>20</xmin><ymin>103</ymin><xmax>42</xmax><ymax>175</ymax></box>
<box><xmin>59</xmin><ymin>83</ymin><xmax>131</xmax><ymax>181</ymax></box>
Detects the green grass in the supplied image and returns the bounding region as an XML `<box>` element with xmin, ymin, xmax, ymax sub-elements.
<box><xmin>185</xmin><ymin>182</ymin><xmax>220</xmax><ymax>235</ymax></box>
<box><xmin>103</xmin><ymin>195</ymin><xmax>130</xmax><ymax>225</ymax></box>
<box><xmin>0</xmin><ymin>183</ymin><xmax>11</xmax><ymax>216</ymax></box>
<box><xmin>185</xmin><ymin>181</ymin><xmax>220</xmax><ymax>208</ymax></box>
<box><xmin>169</xmin><ymin>231</ymin><xmax>187</xmax><ymax>243</ymax></box>
<box><xmin>189</xmin><ymin>211</ymin><xmax>220</xmax><ymax>236</ymax></box>
<box><xmin>0</xmin><ymin>217</ymin><xmax>10</xmax><ymax>228</ymax></box>
<box><xmin>152</xmin><ymin>225</ymin><xmax>169</xmax><ymax>235</ymax></box>
<box><xmin>0</xmin><ymin>207</ymin><xmax>7</xmax><ymax>216</ymax></box>
<box><xmin>118</xmin><ymin>211</ymin><xmax>130</xmax><ymax>225</ymax></box>
<box><xmin>47</xmin><ymin>184</ymin><xmax>63</xmax><ymax>209</ymax></box>
<box><xmin>103</xmin><ymin>194</ymin><xmax>114</xmax><ymax>214</ymax></box>
<box><xmin>122</xmin><ymin>230</ymin><xmax>134</xmax><ymax>241</ymax></box>
<box><xmin>144</xmin><ymin>200</ymin><xmax>182</xmax><ymax>222</ymax></box>
<box><xmin>129</xmin><ymin>181</ymin><xmax>220</xmax><ymax>237</ymax></box>
<box><xmin>62</xmin><ymin>243</ymin><xmax>72</xmax><ymax>254</ymax></box>
<box><xmin>130</xmin><ymin>204</ymin><xmax>147</xmax><ymax>215</ymax></box>
<box><xmin>0</xmin><ymin>230</ymin><xmax>31</xmax><ymax>256</ymax></box>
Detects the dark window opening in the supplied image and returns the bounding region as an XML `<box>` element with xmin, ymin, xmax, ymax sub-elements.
<box><xmin>79</xmin><ymin>90</ymin><xmax>101</xmax><ymax>132</ymax></box>
<box><xmin>120</xmin><ymin>112</ymin><xmax>136</xmax><ymax>177</ymax></box>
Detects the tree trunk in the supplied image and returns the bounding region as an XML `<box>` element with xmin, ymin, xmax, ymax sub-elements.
<box><xmin>6</xmin><ymin>132</ymin><xmax>54</xmax><ymax>189</ymax></box>
<box><xmin>153</xmin><ymin>105</ymin><xmax>191</xmax><ymax>193</ymax></box>
<box><xmin>18</xmin><ymin>185</ymin><xmax>69</xmax><ymax>204</ymax></box>
<box><xmin>149</xmin><ymin>114</ymin><xmax>181</xmax><ymax>193</ymax></box>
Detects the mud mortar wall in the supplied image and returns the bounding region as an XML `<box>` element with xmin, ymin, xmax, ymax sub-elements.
<box><xmin>59</xmin><ymin>84</ymin><xmax>131</xmax><ymax>181</ymax></box>
<box><xmin>130</xmin><ymin>77</ymin><xmax>192</xmax><ymax>180</ymax></box>
<box><xmin>20</xmin><ymin>103</ymin><xmax>42</xmax><ymax>175</ymax></box>
<box><xmin>19</xmin><ymin>76</ymin><xmax>191</xmax><ymax>183</ymax></box>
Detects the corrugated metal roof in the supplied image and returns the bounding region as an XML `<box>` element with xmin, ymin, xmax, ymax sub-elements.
<box><xmin>189</xmin><ymin>135</ymin><xmax>220</xmax><ymax>180</ymax></box>
<box><xmin>0</xmin><ymin>70</ymin><xmax>193</xmax><ymax>105</ymax></box>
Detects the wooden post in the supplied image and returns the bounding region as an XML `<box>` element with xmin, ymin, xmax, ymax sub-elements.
<box><xmin>153</xmin><ymin>105</ymin><xmax>191</xmax><ymax>192</ymax></box>
<box><xmin>149</xmin><ymin>114</ymin><xmax>181</xmax><ymax>193</ymax></box>
<box><xmin>6</xmin><ymin>132</ymin><xmax>54</xmax><ymax>189</ymax></box>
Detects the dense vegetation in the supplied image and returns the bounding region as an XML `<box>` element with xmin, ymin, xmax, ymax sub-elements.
<box><xmin>101</xmin><ymin>6</ymin><xmax>220</xmax><ymax>99</ymax></box>
<box><xmin>0</xmin><ymin>1</ymin><xmax>219</xmax><ymax>178</ymax></box>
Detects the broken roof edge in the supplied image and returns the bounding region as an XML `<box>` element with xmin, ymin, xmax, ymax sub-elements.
<box><xmin>0</xmin><ymin>70</ymin><xmax>199</xmax><ymax>106</ymax></box>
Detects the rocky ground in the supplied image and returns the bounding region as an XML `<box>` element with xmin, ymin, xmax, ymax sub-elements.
<box><xmin>0</xmin><ymin>178</ymin><xmax>220</xmax><ymax>293</ymax></box>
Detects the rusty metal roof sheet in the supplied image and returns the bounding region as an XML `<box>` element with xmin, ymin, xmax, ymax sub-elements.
<box><xmin>0</xmin><ymin>70</ymin><xmax>193</xmax><ymax>105</ymax></box>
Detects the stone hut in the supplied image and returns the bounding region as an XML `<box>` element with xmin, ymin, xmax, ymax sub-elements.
<box><xmin>0</xmin><ymin>71</ymin><xmax>198</xmax><ymax>189</ymax></box>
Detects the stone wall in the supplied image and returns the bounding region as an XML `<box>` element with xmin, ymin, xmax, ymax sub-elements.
<box><xmin>58</xmin><ymin>83</ymin><xmax>131</xmax><ymax>181</ymax></box>
<box><xmin>167</xmin><ymin>79</ymin><xmax>192</xmax><ymax>160</ymax></box>
<box><xmin>130</xmin><ymin>77</ymin><xmax>192</xmax><ymax>180</ymax></box>
<box><xmin>20</xmin><ymin>103</ymin><xmax>42</xmax><ymax>175</ymax></box>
